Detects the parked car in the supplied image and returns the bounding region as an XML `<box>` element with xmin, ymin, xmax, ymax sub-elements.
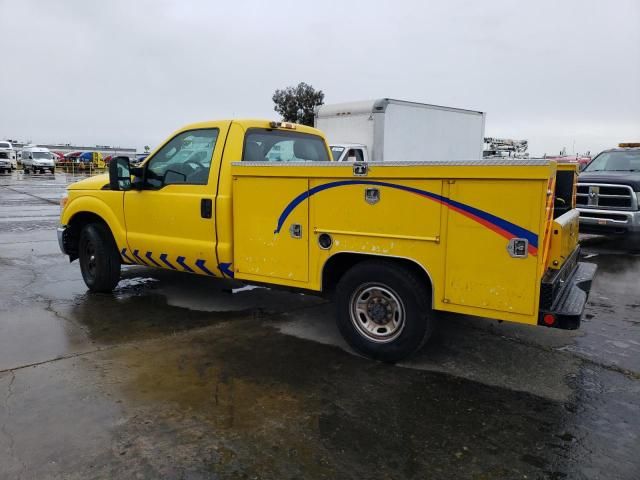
<box><xmin>64</xmin><ymin>151</ymin><xmax>83</xmax><ymax>164</ymax></box>
<box><xmin>546</xmin><ymin>154</ymin><xmax>592</xmax><ymax>171</ymax></box>
<box><xmin>22</xmin><ymin>146</ymin><xmax>56</xmax><ymax>174</ymax></box>
<box><xmin>577</xmin><ymin>143</ymin><xmax>640</xmax><ymax>238</ymax></box>
<box><xmin>52</xmin><ymin>152</ymin><xmax>66</xmax><ymax>164</ymax></box>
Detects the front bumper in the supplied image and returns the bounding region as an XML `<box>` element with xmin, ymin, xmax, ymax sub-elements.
<box><xmin>57</xmin><ymin>226</ymin><xmax>68</xmax><ymax>255</ymax></box>
<box><xmin>578</xmin><ymin>207</ymin><xmax>640</xmax><ymax>234</ymax></box>
<box><xmin>539</xmin><ymin>248</ymin><xmax>597</xmax><ymax>329</ymax></box>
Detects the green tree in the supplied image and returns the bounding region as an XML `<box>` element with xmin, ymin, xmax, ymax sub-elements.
<box><xmin>272</xmin><ymin>82</ymin><xmax>325</xmax><ymax>127</ymax></box>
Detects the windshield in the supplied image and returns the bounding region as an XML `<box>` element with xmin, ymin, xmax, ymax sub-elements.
<box><xmin>583</xmin><ymin>150</ymin><xmax>640</xmax><ymax>172</ymax></box>
<box><xmin>242</xmin><ymin>129</ymin><xmax>330</xmax><ymax>162</ymax></box>
<box><xmin>330</xmin><ymin>146</ymin><xmax>345</xmax><ymax>161</ymax></box>
<box><xmin>0</xmin><ymin>142</ymin><xmax>10</xmax><ymax>149</ymax></box>
<box><xmin>32</xmin><ymin>152</ymin><xmax>52</xmax><ymax>159</ymax></box>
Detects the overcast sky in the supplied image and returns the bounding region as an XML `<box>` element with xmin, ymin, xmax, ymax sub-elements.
<box><xmin>1</xmin><ymin>0</ymin><xmax>638</xmax><ymax>155</ymax></box>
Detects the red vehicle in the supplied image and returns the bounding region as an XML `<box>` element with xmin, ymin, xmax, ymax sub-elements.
<box><xmin>546</xmin><ymin>155</ymin><xmax>592</xmax><ymax>170</ymax></box>
<box><xmin>52</xmin><ymin>152</ymin><xmax>65</xmax><ymax>164</ymax></box>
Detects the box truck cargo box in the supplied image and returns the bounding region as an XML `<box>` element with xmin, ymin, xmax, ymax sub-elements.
<box><xmin>315</xmin><ymin>98</ymin><xmax>485</xmax><ymax>162</ymax></box>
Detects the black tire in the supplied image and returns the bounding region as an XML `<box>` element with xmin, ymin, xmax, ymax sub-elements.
<box><xmin>79</xmin><ymin>223</ymin><xmax>121</xmax><ymax>292</ymax></box>
<box><xmin>335</xmin><ymin>260</ymin><xmax>434</xmax><ymax>362</ymax></box>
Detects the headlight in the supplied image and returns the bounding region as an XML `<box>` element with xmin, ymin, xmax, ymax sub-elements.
<box><xmin>60</xmin><ymin>192</ymin><xmax>69</xmax><ymax>211</ymax></box>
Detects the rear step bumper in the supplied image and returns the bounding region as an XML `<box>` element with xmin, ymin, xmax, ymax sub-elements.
<box><xmin>539</xmin><ymin>249</ymin><xmax>597</xmax><ymax>330</ymax></box>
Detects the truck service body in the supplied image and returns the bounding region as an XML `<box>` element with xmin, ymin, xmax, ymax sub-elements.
<box><xmin>58</xmin><ymin>119</ymin><xmax>595</xmax><ymax>361</ymax></box>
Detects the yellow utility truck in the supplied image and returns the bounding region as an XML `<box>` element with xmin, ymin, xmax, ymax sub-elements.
<box><xmin>58</xmin><ymin>120</ymin><xmax>596</xmax><ymax>361</ymax></box>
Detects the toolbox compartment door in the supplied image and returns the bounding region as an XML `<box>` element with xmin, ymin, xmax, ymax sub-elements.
<box><xmin>443</xmin><ymin>180</ymin><xmax>543</xmax><ymax>316</ymax></box>
<box><xmin>233</xmin><ymin>176</ymin><xmax>309</xmax><ymax>283</ymax></box>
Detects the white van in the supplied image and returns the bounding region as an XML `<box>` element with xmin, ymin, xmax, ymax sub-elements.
<box><xmin>0</xmin><ymin>141</ymin><xmax>17</xmax><ymax>171</ymax></box>
<box><xmin>22</xmin><ymin>146</ymin><xmax>55</xmax><ymax>174</ymax></box>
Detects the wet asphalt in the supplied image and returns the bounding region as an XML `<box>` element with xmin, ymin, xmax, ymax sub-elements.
<box><xmin>0</xmin><ymin>171</ymin><xmax>638</xmax><ymax>479</ymax></box>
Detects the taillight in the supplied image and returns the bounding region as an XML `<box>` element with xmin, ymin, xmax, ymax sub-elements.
<box><xmin>543</xmin><ymin>313</ymin><xmax>556</xmax><ymax>326</ymax></box>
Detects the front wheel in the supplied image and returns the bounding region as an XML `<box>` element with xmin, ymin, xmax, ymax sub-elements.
<box><xmin>79</xmin><ymin>223</ymin><xmax>121</xmax><ymax>292</ymax></box>
<box><xmin>335</xmin><ymin>260</ymin><xmax>434</xmax><ymax>362</ymax></box>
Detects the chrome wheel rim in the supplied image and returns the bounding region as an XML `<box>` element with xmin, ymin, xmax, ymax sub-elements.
<box><xmin>84</xmin><ymin>240</ymin><xmax>97</xmax><ymax>278</ymax></box>
<box><xmin>349</xmin><ymin>283</ymin><xmax>405</xmax><ymax>343</ymax></box>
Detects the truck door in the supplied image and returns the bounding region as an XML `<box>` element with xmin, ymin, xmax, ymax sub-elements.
<box><xmin>443</xmin><ymin>179</ymin><xmax>542</xmax><ymax>316</ymax></box>
<box><xmin>123</xmin><ymin>125</ymin><xmax>227</xmax><ymax>276</ymax></box>
<box><xmin>231</xmin><ymin>127</ymin><xmax>327</xmax><ymax>285</ymax></box>
<box><xmin>233</xmin><ymin>175</ymin><xmax>309</xmax><ymax>283</ymax></box>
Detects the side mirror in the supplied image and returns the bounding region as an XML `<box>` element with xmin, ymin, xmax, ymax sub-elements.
<box><xmin>109</xmin><ymin>156</ymin><xmax>132</xmax><ymax>191</ymax></box>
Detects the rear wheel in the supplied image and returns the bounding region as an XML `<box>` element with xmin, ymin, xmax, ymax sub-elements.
<box><xmin>335</xmin><ymin>260</ymin><xmax>434</xmax><ymax>362</ymax></box>
<box><xmin>79</xmin><ymin>223</ymin><xmax>121</xmax><ymax>292</ymax></box>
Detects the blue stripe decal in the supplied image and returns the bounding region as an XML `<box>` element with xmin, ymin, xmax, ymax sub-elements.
<box><xmin>274</xmin><ymin>180</ymin><xmax>538</xmax><ymax>249</ymax></box>
<box><xmin>159</xmin><ymin>253</ymin><xmax>177</xmax><ymax>270</ymax></box>
<box><xmin>120</xmin><ymin>248</ymin><xmax>135</xmax><ymax>264</ymax></box>
<box><xmin>145</xmin><ymin>251</ymin><xmax>162</xmax><ymax>267</ymax></box>
<box><xmin>218</xmin><ymin>262</ymin><xmax>234</xmax><ymax>278</ymax></box>
<box><xmin>176</xmin><ymin>256</ymin><xmax>195</xmax><ymax>273</ymax></box>
<box><xmin>195</xmin><ymin>259</ymin><xmax>215</xmax><ymax>276</ymax></box>
<box><xmin>132</xmin><ymin>249</ymin><xmax>149</xmax><ymax>266</ymax></box>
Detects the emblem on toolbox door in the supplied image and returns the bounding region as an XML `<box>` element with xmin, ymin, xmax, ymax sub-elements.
<box><xmin>353</xmin><ymin>162</ymin><xmax>368</xmax><ymax>176</ymax></box>
<box><xmin>365</xmin><ymin>187</ymin><xmax>380</xmax><ymax>205</ymax></box>
<box><xmin>507</xmin><ymin>238</ymin><xmax>529</xmax><ymax>258</ymax></box>
<box><xmin>289</xmin><ymin>223</ymin><xmax>302</xmax><ymax>239</ymax></box>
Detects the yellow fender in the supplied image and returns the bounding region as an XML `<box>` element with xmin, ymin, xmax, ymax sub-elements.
<box><xmin>61</xmin><ymin>193</ymin><xmax>127</xmax><ymax>249</ymax></box>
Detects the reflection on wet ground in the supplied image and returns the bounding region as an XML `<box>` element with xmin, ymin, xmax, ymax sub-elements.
<box><xmin>1</xmin><ymin>173</ymin><xmax>639</xmax><ymax>479</ymax></box>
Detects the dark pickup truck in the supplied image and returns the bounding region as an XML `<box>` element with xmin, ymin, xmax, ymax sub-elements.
<box><xmin>577</xmin><ymin>145</ymin><xmax>640</xmax><ymax>237</ymax></box>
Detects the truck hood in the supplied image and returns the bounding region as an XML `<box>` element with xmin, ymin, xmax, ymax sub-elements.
<box><xmin>578</xmin><ymin>171</ymin><xmax>640</xmax><ymax>191</ymax></box>
<box><xmin>67</xmin><ymin>174</ymin><xmax>110</xmax><ymax>191</ymax></box>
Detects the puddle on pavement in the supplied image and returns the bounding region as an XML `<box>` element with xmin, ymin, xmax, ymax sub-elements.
<box><xmin>0</xmin><ymin>305</ymin><xmax>91</xmax><ymax>371</ymax></box>
<box><xmin>6</xmin><ymin>316</ymin><xmax>632</xmax><ymax>479</ymax></box>
<box><xmin>35</xmin><ymin>321</ymin><xmax>574</xmax><ymax>478</ymax></box>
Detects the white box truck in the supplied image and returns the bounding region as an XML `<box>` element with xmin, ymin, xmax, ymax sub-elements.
<box><xmin>314</xmin><ymin>98</ymin><xmax>485</xmax><ymax>162</ymax></box>
<box><xmin>0</xmin><ymin>141</ymin><xmax>17</xmax><ymax>171</ymax></box>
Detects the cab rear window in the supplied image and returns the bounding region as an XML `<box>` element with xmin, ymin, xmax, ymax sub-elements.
<box><xmin>242</xmin><ymin>129</ymin><xmax>329</xmax><ymax>162</ymax></box>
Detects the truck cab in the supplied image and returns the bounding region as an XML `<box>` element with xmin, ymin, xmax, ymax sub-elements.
<box><xmin>58</xmin><ymin>119</ymin><xmax>596</xmax><ymax>362</ymax></box>
<box><xmin>0</xmin><ymin>141</ymin><xmax>17</xmax><ymax>172</ymax></box>
<box><xmin>330</xmin><ymin>143</ymin><xmax>369</xmax><ymax>162</ymax></box>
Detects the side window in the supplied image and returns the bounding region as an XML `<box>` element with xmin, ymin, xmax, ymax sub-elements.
<box><xmin>145</xmin><ymin>129</ymin><xmax>219</xmax><ymax>188</ymax></box>
<box><xmin>346</xmin><ymin>149</ymin><xmax>365</xmax><ymax>162</ymax></box>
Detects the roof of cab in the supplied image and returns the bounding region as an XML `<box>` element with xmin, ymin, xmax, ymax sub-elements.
<box><xmin>315</xmin><ymin>98</ymin><xmax>484</xmax><ymax>117</ymax></box>
<box><xmin>174</xmin><ymin>119</ymin><xmax>325</xmax><ymax>137</ymax></box>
